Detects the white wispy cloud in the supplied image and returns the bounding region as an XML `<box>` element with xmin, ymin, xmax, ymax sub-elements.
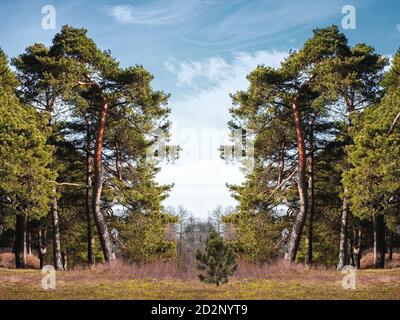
<box><xmin>165</xmin><ymin>57</ymin><xmax>230</xmax><ymax>86</ymax></box>
<box><xmin>158</xmin><ymin>50</ymin><xmax>288</xmax><ymax>217</ymax></box>
<box><xmin>165</xmin><ymin>50</ymin><xmax>287</xmax><ymax>88</ymax></box>
<box><xmin>106</xmin><ymin>0</ymin><xmax>205</xmax><ymax>25</ymax></box>
<box><xmin>181</xmin><ymin>0</ymin><xmax>377</xmax><ymax>52</ymax></box>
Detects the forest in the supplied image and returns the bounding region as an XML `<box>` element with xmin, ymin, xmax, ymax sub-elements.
<box><xmin>0</xmin><ymin>24</ymin><xmax>399</xmax><ymax>299</ymax></box>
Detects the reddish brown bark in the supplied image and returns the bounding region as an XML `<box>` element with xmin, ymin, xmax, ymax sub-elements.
<box><xmin>92</xmin><ymin>99</ymin><xmax>115</xmax><ymax>262</ymax></box>
<box><xmin>285</xmin><ymin>98</ymin><xmax>308</xmax><ymax>262</ymax></box>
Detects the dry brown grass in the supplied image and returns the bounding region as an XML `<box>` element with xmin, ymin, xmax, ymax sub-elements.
<box><xmin>72</xmin><ymin>259</ymin><xmax>198</xmax><ymax>281</ymax></box>
<box><xmin>361</xmin><ymin>248</ymin><xmax>400</xmax><ymax>269</ymax></box>
<box><xmin>234</xmin><ymin>259</ymin><xmax>330</xmax><ymax>280</ymax></box>
<box><xmin>1</xmin><ymin>264</ymin><xmax>399</xmax><ymax>300</ymax></box>
<box><xmin>0</xmin><ymin>252</ymin><xmax>39</xmax><ymax>269</ymax></box>
<box><xmin>69</xmin><ymin>259</ymin><xmax>329</xmax><ymax>282</ymax></box>
<box><xmin>61</xmin><ymin>258</ymin><xmax>339</xmax><ymax>287</ymax></box>
<box><xmin>1</xmin><ymin>254</ymin><xmax>400</xmax><ymax>300</ymax></box>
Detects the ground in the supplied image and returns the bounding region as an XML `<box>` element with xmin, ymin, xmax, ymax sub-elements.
<box><xmin>1</xmin><ymin>266</ymin><xmax>399</xmax><ymax>300</ymax></box>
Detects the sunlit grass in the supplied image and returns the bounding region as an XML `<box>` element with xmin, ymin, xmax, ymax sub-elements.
<box><xmin>0</xmin><ymin>267</ymin><xmax>399</xmax><ymax>300</ymax></box>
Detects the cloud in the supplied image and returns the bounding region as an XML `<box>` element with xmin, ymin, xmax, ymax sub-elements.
<box><xmin>159</xmin><ymin>50</ymin><xmax>288</xmax><ymax>217</ymax></box>
<box><xmin>181</xmin><ymin>0</ymin><xmax>377</xmax><ymax>52</ymax></box>
<box><xmin>165</xmin><ymin>50</ymin><xmax>287</xmax><ymax>88</ymax></box>
<box><xmin>106</xmin><ymin>0</ymin><xmax>205</xmax><ymax>25</ymax></box>
<box><xmin>165</xmin><ymin>57</ymin><xmax>230</xmax><ymax>86</ymax></box>
<box><xmin>158</xmin><ymin>160</ymin><xmax>244</xmax><ymax>218</ymax></box>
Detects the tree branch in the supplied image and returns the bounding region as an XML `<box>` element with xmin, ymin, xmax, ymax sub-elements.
<box><xmin>388</xmin><ymin>112</ymin><xmax>400</xmax><ymax>135</ymax></box>
<box><xmin>46</xmin><ymin>181</ymin><xmax>87</xmax><ymax>188</ymax></box>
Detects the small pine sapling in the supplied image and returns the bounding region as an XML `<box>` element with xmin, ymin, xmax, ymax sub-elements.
<box><xmin>196</xmin><ymin>230</ymin><xmax>237</xmax><ymax>286</ymax></box>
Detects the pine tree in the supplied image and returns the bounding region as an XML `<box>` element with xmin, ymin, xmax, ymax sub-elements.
<box><xmin>196</xmin><ymin>230</ymin><xmax>237</xmax><ymax>286</ymax></box>
<box><xmin>227</xmin><ymin>26</ymin><xmax>350</xmax><ymax>263</ymax></box>
<box><xmin>0</xmin><ymin>49</ymin><xmax>56</xmax><ymax>268</ymax></box>
<box><xmin>46</xmin><ymin>25</ymin><xmax>173</xmax><ymax>262</ymax></box>
<box><xmin>343</xmin><ymin>50</ymin><xmax>400</xmax><ymax>269</ymax></box>
<box><xmin>317</xmin><ymin>42</ymin><xmax>387</xmax><ymax>270</ymax></box>
<box><xmin>12</xmin><ymin>42</ymin><xmax>73</xmax><ymax>270</ymax></box>
<box><xmin>8</xmin><ymin>25</ymin><xmax>176</xmax><ymax>266</ymax></box>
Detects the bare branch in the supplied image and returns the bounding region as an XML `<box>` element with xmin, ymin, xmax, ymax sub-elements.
<box><xmin>46</xmin><ymin>181</ymin><xmax>87</xmax><ymax>188</ymax></box>
<box><xmin>388</xmin><ymin>112</ymin><xmax>400</xmax><ymax>135</ymax></box>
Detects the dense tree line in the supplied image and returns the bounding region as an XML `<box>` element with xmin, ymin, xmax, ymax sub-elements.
<box><xmin>225</xmin><ymin>25</ymin><xmax>400</xmax><ymax>269</ymax></box>
<box><xmin>0</xmin><ymin>26</ymin><xmax>176</xmax><ymax>269</ymax></box>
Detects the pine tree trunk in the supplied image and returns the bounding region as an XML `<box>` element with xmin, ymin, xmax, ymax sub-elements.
<box><xmin>337</xmin><ymin>193</ymin><xmax>349</xmax><ymax>270</ymax></box>
<box><xmin>15</xmin><ymin>214</ymin><xmax>27</xmax><ymax>269</ymax></box>
<box><xmin>85</xmin><ymin>126</ymin><xmax>94</xmax><ymax>265</ymax></box>
<box><xmin>51</xmin><ymin>190</ymin><xmax>63</xmax><ymax>270</ymax></box>
<box><xmin>285</xmin><ymin>99</ymin><xmax>308</xmax><ymax>262</ymax></box>
<box><xmin>26</xmin><ymin>231</ymin><xmax>32</xmax><ymax>256</ymax></box>
<box><xmin>277</xmin><ymin>143</ymin><xmax>285</xmax><ymax>185</ymax></box>
<box><xmin>373</xmin><ymin>214</ymin><xmax>386</xmax><ymax>269</ymax></box>
<box><xmin>61</xmin><ymin>250</ymin><xmax>68</xmax><ymax>270</ymax></box>
<box><xmin>353</xmin><ymin>229</ymin><xmax>362</xmax><ymax>269</ymax></box>
<box><xmin>337</xmin><ymin>97</ymin><xmax>355</xmax><ymax>270</ymax></box>
<box><xmin>38</xmin><ymin>230</ymin><xmax>47</xmax><ymax>269</ymax></box>
<box><xmin>45</xmin><ymin>101</ymin><xmax>63</xmax><ymax>270</ymax></box>
<box><xmin>92</xmin><ymin>99</ymin><xmax>115</xmax><ymax>262</ymax></box>
<box><xmin>115</xmin><ymin>142</ymin><xmax>122</xmax><ymax>180</ymax></box>
<box><xmin>349</xmin><ymin>237</ymin><xmax>355</xmax><ymax>266</ymax></box>
<box><xmin>388</xmin><ymin>231</ymin><xmax>394</xmax><ymax>261</ymax></box>
<box><xmin>306</xmin><ymin>125</ymin><xmax>315</xmax><ymax>265</ymax></box>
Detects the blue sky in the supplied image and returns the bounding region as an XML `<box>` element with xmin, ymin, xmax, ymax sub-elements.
<box><xmin>0</xmin><ymin>0</ymin><xmax>399</xmax><ymax>217</ymax></box>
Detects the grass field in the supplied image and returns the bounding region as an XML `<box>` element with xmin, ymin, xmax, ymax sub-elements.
<box><xmin>1</xmin><ymin>262</ymin><xmax>399</xmax><ymax>300</ymax></box>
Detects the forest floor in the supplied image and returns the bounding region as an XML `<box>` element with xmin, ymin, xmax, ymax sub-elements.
<box><xmin>1</xmin><ymin>262</ymin><xmax>400</xmax><ymax>300</ymax></box>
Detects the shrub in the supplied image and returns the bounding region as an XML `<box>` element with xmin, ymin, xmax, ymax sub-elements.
<box><xmin>196</xmin><ymin>230</ymin><xmax>237</xmax><ymax>286</ymax></box>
